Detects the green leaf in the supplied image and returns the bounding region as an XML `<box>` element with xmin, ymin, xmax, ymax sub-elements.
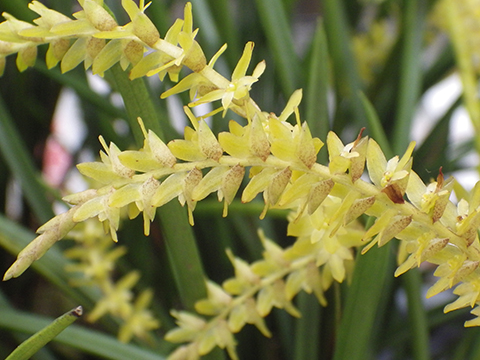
<box><xmin>293</xmin><ymin>292</ymin><xmax>321</xmax><ymax>360</ymax></box>
<box><xmin>392</xmin><ymin>0</ymin><xmax>427</xmax><ymax>155</ymax></box>
<box><xmin>254</xmin><ymin>0</ymin><xmax>300</xmax><ymax>97</ymax></box>
<box><xmin>359</xmin><ymin>92</ymin><xmax>392</xmax><ymax>156</ymax></box>
<box><xmin>323</xmin><ymin>0</ymin><xmax>366</xmax><ymax>130</ymax></box>
<box><xmin>304</xmin><ymin>19</ymin><xmax>330</xmax><ymax>163</ymax></box>
<box><xmin>333</xmin><ymin>243</ymin><xmax>394</xmax><ymax>360</ymax></box>
<box><xmin>0</xmin><ymin>308</ymin><xmax>165</xmax><ymax>360</ymax></box>
<box><xmin>5</xmin><ymin>307</ymin><xmax>83</xmax><ymax>360</ymax></box>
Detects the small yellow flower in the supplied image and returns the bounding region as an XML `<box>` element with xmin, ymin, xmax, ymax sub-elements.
<box><xmin>77</xmin><ymin>136</ymin><xmax>134</xmax><ymax>185</ymax></box>
<box><xmin>133</xmin><ymin>2</ymin><xmax>206</xmax><ymax>81</ymax></box>
<box><xmin>64</xmin><ymin>220</ymin><xmax>127</xmax><ymax>285</ymax></box>
<box><xmin>227</xmin><ymin>298</ymin><xmax>271</xmax><ymax>337</ymax></box>
<box><xmin>72</xmin><ymin>187</ymin><xmax>122</xmax><ymax>242</ymax></box>
<box><xmin>286</xmin><ymin>196</ymin><xmax>365</xmax><ymax>287</ymax></box>
<box><xmin>406</xmin><ymin>169</ymin><xmax>453</xmax><ymax>222</ymax></box>
<box><xmin>191</xmin><ymin>164</ymin><xmax>245</xmax><ymax>217</ymax></box>
<box><xmin>327</xmin><ymin>128</ymin><xmax>367</xmax><ymax>181</ymax></box>
<box><xmin>444</xmin><ymin>272</ymin><xmax>480</xmax><ymax>314</ymax></box>
<box><xmin>426</xmin><ymin>251</ymin><xmax>477</xmax><ymax>298</ymax></box>
<box><xmin>256</xmin><ymin>279</ymin><xmax>300</xmax><ymax>317</ymax></box>
<box><xmin>395</xmin><ymin>229</ymin><xmax>449</xmax><ymax>276</ymax></box>
<box><xmin>118</xmin><ymin>289</ymin><xmax>160</xmax><ymax>343</ymax></box>
<box><xmin>367</xmin><ymin>138</ymin><xmax>415</xmax><ymax>203</ymax></box>
<box><xmin>223</xmin><ymin>249</ymin><xmax>260</xmax><ymax>295</ymax></box>
<box><xmin>165</xmin><ymin>311</ymin><xmax>207</xmax><ymax>343</ymax></box>
<box><xmin>218</xmin><ymin>114</ymin><xmax>271</xmax><ymax>161</ymax></box>
<box><xmin>195</xmin><ymin>281</ymin><xmax>232</xmax><ymax>316</ymax></box>
<box><xmin>108</xmin><ymin>176</ymin><xmax>160</xmax><ymax>236</ymax></box>
<box><xmin>160</xmin><ymin>43</ymin><xmax>226</xmax><ymax>100</ymax></box>
<box><xmin>167</xmin><ymin>107</ymin><xmax>223</xmax><ymax>162</ymax></box>
<box><xmin>87</xmin><ymin>270</ymin><xmax>140</xmax><ymax>322</ymax></box>
<box><xmin>189</xmin><ymin>42</ymin><xmax>265</xmax><ymax>116</ymax></box>
<box><xmin>267</xmin><ymin>90</ymin><xmax>323</xmax><ymax>169</ymax></box>
<box><xmin>453</xmin><ymin>186</ymin><xmax>480</xmax><ymax>246</ymax></box>
<box><xmin>0</xmin><ymin>13</ymin><xmax>40</xmax><ymax>72</ymax></box>
<box><xmin>285</xmin><ymin>262</ymin><xmax>327</xmax><ymax>305</ymax></box>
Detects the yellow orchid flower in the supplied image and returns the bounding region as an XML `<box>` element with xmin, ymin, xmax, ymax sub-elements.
<box><xmin>366</xmin><ymin>138</ymin><xmax>415</xmax><ymax>204</ymax></box>
<box><xmin>189</xmin><ymin>42</ymin><xmax>265</xmax><ymax>116</ymax></box>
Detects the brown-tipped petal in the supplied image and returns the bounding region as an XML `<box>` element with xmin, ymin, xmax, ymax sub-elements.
<box><xmin>148</xmin><ymin>130</ymin><xmax>177</xmax><ymax>167</ymax></box>
<box><xmin>432</xmin><ymin>193</ymin><xmax>450</xmax><ymax>223</ymax></box>
<box><xmin>296</xmin><ymin>122</ymin><xmax>317</xmax><ymax>169</ymax></box>
<box><xmin>221</xmin><ymin>165</ymin><xmax>245</xmax><ymax>216</ymax></box>
<box><xmin>307</xmin><ymin>179</ymin><xmax>334</xmax><ymax>215</ymax></box>
<box><xmin>17</xmin><ymin>46</ymin><xmax>37</xmax><ymax>72</ymax></box>
<box><xmin>420</xmin><ymin>237</ymin><xmax>449</xmax><ymax>263</ymax></box>
<box><xmin>378</xmin><ymin>215</ymin><xmax>412</xmax><ymax>247</ymax></box>
<box><xmin>349</xmin><ymin>136</ymin><xmax>368</xmax><ymax>182</ymax></box>
<box><xmin>249</xmin><ymin>116</ymin><xmax>270</xmax><ymax>161</ymax></box>
<box><xmin>198</xmin><ymin>120</ymin><xmax>223</xmax><ymax>161</ymax></box>
<box><xmin>183</xmin><ymin>167</ymin><xmax>203</xmax><ymax>201</ymax></box>
<box><xmin>382</xmin><ymin>183</ymin><xmax>405</xmax><ymax>204</ymax></box>
<box><xmin>451</xmin><ymin>261</ymin><xmax>479</xmax><ymax>286</ymax></box>
<box><xmin>266</xmin><ymin>167</ymin><xmax>292</xmax><ymax>206</ymax></box>
<box><xmin>343</xmin><ymin>196</ymin><xmax>376</xmax><ymax>225</ymax></box>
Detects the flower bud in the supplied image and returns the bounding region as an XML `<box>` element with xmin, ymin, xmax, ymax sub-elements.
<box><xmin>83</xmin><ymin>0</ymin><xmax>117</xmax><ymax>31</ymax></box>
<box><xmin>133</xmin><ymin>12</ymin><xmax>160</xmax><ymax>47</ymax></box>
<box><xmin>86</xmin><ymin>37</ymin><xmax>105</xmax><ymax>60</ymax></box>
<box><xmin>60</xmin><ymin>38</ymin><xmax>87</xmax><ymax>73</ymax></box>
<box><xmin>123</xmin><ymin>40</ymin><xmax>144</xmax><ymax>65</ymax></box>
<box><xmin>182</xmin><ymin>38</ymin><xmax>207</xmax><ymax>72</ymax></box>
<box><xmin>45</xmin><ymin>39</ymin><xmax>70</xmax><ymax>69</ymax></box>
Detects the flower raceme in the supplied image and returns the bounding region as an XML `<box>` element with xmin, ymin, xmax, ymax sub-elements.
<box><xmin>3</xmin><ymin>1</ymin><xmax>480</xmax><ymax>359</ymax></box>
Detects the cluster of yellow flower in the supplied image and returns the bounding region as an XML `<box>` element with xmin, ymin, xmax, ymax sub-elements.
<box><xmin>3</xmin><ymin>1</ymin><xmax>480</xmax><ymax>359</ymax></box>
<box><xmin>65</xmin><ymin>219</ymin><xmax>159</xmax><ymax>343</ymax></box>
<box><xmin>352</xmin><ymin>19</ymin><xmax>396</xmax><ymax>84</ymax></box>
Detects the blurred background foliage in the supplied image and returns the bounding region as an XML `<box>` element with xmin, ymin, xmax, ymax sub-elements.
<box><xmin>0</xmin><ymin>0</ymin><xmax>479</xmax><ymax>359</ymax></box>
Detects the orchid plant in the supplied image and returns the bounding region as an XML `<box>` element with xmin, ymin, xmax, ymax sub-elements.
<box><xmin>0</xmin><ymin>0</ymin><xmax>479</xmax><ymax>359</ymax></box>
